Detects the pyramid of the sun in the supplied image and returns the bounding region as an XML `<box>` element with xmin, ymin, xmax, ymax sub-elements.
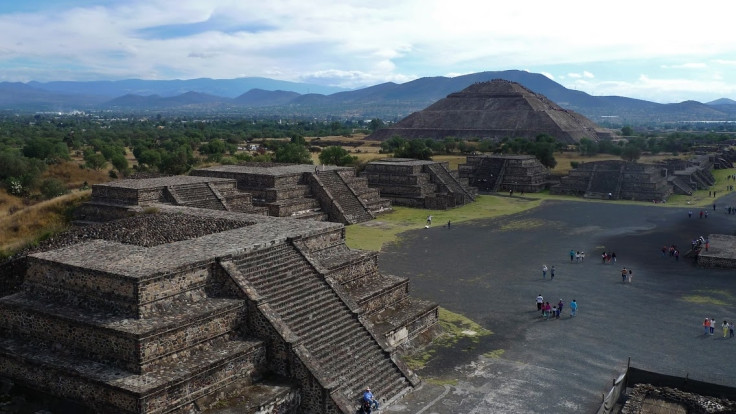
<box><xmin>368</xmin><ymin>80</ymin><xmax>612</xmax><ymax>144</ymax></box>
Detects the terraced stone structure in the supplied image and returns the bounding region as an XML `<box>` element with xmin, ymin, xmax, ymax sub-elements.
<box><xmin>362</xmin><ymin>158</ymin><xmax>477</xmax><ymax>209</ymax></box>
<box><xmin>550</xmin><ymin>160</ymin><xmax>672</xmax><ymax>201</ymax></box>
<box><xmin>74</xmin><ymin>175</ymin><xmax>268</xmax><ymax>223</ymax></box>
<box><xmin>0</xmin><ymin>207</ymin><xmax>438</xmax><ymax>413</ymax></box>
<box><xmin>458</xmin><ymin>154</ymin><xmax>550</xmax><ymax>193</ymax></box>
<box><xmin>697</xmin><ymin>234</ymin><xmax>736</xmax><ymax>269</ymax></box>
<box><xmin>367</xmin><ymin>80</ymin><xmax>613</xmax><ymax>144</ymax></box>
<box><xmin>191</xmin><ymin>163</ymin><xmax>391</xmax><ymax>224</ymax></box>
<box><xmin>656</xmin><ymin>156</ymin><xmax>716</xmax><ymax>196</ymax></box>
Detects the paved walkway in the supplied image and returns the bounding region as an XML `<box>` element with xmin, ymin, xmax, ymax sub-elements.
<box><xmin>379</xmin><ymin>195</ymin><xmax>736</xmax><ymax>413</ymax></box>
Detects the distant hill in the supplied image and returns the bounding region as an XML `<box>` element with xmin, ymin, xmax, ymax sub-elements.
<box><xmin>2</xmin><ymin>70</ymin><xmax>736</xmax><ymax>124</ymax></box>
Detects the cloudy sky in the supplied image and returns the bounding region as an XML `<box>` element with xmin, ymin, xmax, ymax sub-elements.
<box><xmin>3</xmin><ymin>0</ymin><xmax>736</xmax><ymax>103</ymax></box>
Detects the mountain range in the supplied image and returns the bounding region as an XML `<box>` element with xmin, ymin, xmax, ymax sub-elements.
<box><xmin>2</xmin><ymin>70</ymin><xmax>736</xmax><ymax>125</ymax></box>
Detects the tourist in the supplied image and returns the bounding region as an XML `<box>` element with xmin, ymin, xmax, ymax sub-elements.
<box><xmin>627</xmin><ymin>268</ymin><xmax>633</xmax><ymax>283</ymax></box>
<box><xmin>426</xmin><ymin>215</ymin><xmax>432</xmax><ymax>226</ymax></box>
<box><xmin>580</xmin><ymin>251</ymin><xmax>585</xmax><ymax>262</ymax></box>
<box><xmin>688</xmin><ymin>210</ymin><xmax>692</xmax><ymax>218</ymax></box>
<box><xmin>723</xmin><ymin>321</ymin><xmax>729</xmax><ymax>338</ymax></box>
<box><xmin>602</xmin><ymin>252</ymin><xmax>607</xmax><ymax>264</ymax></box>
<box><xmin>699</xmin><ymin>210</ymin><xmax>703</xmax><ymax>219</ymax></box>
<box><xmin>447</xmin><ymin>220</ymin><xmax>451</xmax><ymax>229</ymax></box>
<box><xmin>570</xmin><ymin>299</ymin><xmax>578</xmax><ymax>317</ymax></box>
<box><xmin>550</xmin><ymin>266</ymin><xmax>556</xmax><ymax>280</ymax></box>
<box><xmin>543</xmin><ymin>302</ymin><xmax>551</xmax><ymax>319</ymax></box>
<box><xmin>704</xmin><ymin>318</ymin><xmax>710</xmax><ymax>335</ymax></box>
<box><xmin>621</xmin><ymin>267</ymin><xmax>628</xmax><ymax>283</ymax></box>
<box><xmin>705</xmin><ymin>211</ymin><xmax>708</xmax><ymax>219</ymax></box>
<box><xmin>552</xmin><ymin>305</ymin><xmax>558</xmax><ymax>319</ymax></box>
<box><xmin>536</xmin><ymin>294</ymin><xmax>544</xmax><ymax>312</ymax></box>
<box><xmin>729</xmin><ymin>321</ymin><xmax>734</xmax><ymax>338</ymax></box>
<box><xmin>705</xmin><ymin>238</ymin><xmax>709</xmax><ymax>252</ymax></box>
<box><xmin>362</xmin><ymin>387</ymin><xmax>379</xmax><ymax>411</ymax></box>
<box><xmin>575</xmin><ymin>251</ymin><xmax>581</xmax><ymax>263</ymax></box>
<box><xmin>661</xmin><ymin>246</ymin><xmax>667</xmax><ymax>256</ymax></box>
<box><xmin>570</xmin><ymin>249</ymin><xmax>575</xmax><ymax>262</ymax></box>
<box><xmin>557</xmin><ymin>299</ymin><xmax>564</xmax><ymax>316</ymax></box>
<box><xmin>612</xmin><ymin>252</ymin><xmax>617</xmax><ymax>263</ymax></box>
<box><xmin>542</xmin><ymin>264</ymin><xmax>548</xmax><ymax>279</ymax></box>
<box><xmin>711</xmin><ymin>319</ymin><xmax>716</xmax><ymax>335</ymax></box>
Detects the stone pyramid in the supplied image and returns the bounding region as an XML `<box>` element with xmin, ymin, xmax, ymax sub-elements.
<box><xmin>368</xmin><ymin>80</ymin><xmax>612</xmax><ymax>144</ymax></box>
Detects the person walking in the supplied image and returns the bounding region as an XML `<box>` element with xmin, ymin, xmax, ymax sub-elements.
<box><xmin>704</xmin><ymin>318</ymin><xmax>711</xmax><ymax>335</ymax></box>
<box><xmin>542</xmin><ymin>265</ymin><xmax>548</xmax><ymax>279</ymax></box>
<box><xmin>723</xmin><ymin>321</ymin><xmax>729</xmax><ymax>338</ymax></box>
<box><xmin>729</xmin><ymin>321</ymin><xmax>734</xmax><ymax>338</ymax></box>
<box><xmin>711</xmin><ymin>318</ymin><xmax>716</xmax><ymax>335</ymax></box>
<box><xmin>570</xmin><ymin>249</ymin><xmax>575</xmax><ymax>262</ymax></box>
<box><xmin>688</xmin><ymin>210</ymin><xmax>692</xmax><ymax>218</ymax></box>
<box><xmin>611</xmin><ymin>252</ymin><xmax>617</xmax><ymax>263</ymax></box>
<box><xmin>552</xmin><ymin>305</ymin><xmax>559</xmax><ymax>319</ymax></box>
<box><xmin>543</xmin><ymin>302</ymin><xmax>551</xmax><ymax>320</ymax></box>
<box><xmin>550</xmin><ymin>266</ymin><xmax>556</xmax><ymax>280</ymax></box>
<box><xmin>621</xmin><ymin>267</ymin><xmax>628</xmax><ymax>283</ymax></box>
<box><xmin>557</xmin><ymin>299</ymin><xmax>564</xmax><ymax>316</ymax></box>
<box><xmin>426</xmin><ymin>215</ymin><xmax>432</xmax><ymax>226</ymax></box>
<box><xmin>536</xmin><ymin>294</ymin><xmax>544</xmax><ymax>312</ymax></box>
<box><xmin>627</xmin><ymin>268</ymin><xmax>633</xmax><ymax>283</ymax></box>
<box><xmin>569</xmin><ymin>299</ymin><xmax>578</xmax><ymax>317</ymax></box>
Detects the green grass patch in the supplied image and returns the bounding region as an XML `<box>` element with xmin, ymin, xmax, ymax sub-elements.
<box><xmin>346</xmin><ymin>195</ymin><xmax>542</xmax><ymax>251</ymax></box>
<box><xmin>401</xmin><ymin>307</ymin><xmax>492</xmax><ymax>370</ymax></box>
<box><xmin>682</xmin><ymin>289</ymin><xmax>735</xmax><ymax>306</ymax></box>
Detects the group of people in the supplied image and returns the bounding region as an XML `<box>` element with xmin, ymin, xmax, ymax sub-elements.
<box><xmin>541</xmin><ymin>265</ymin><xmax>556</xmax><ymax>279</ymax></box>
<box><xmin>569</xmin><ymin>250</ymin><xmax>585</xmax><ymax>263</ymax></box>
<box><xmin>661</xmin><ymin>245</ymin><xmax>680</xmax><ymax>260</ymax></box>
<box><xmin>601</xmin><ymin>251</ymin><xmax>617</xmax><ymax>264</ymax></box>
<box><xmin>536</xmin><ymin>294</ymin><xmax>577</xmax><ymax>319</ymax></box>
<box><xmin>703</xmin><ymin>318</ymin><xmax>735</xmax><ymax>338</ymax></box>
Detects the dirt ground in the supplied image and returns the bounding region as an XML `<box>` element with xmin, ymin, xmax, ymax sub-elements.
<box><xmin>379</xmin><ymin>193</ymin><xmax>736</xmax><ymax>413</ymax></box>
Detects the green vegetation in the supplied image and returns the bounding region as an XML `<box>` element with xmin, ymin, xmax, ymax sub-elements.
<box><xmin>682</xmin><ymin>289</ymin><xmax>735</xmax><ymax>306</ymax></box>
<box><xmin>345</xmin><ymin>195</ymin><xmax>543</xmax><ymax>251</ymax></box>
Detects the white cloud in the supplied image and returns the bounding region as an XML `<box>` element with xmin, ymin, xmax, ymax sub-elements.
<box><xmin>2</xmin><ymin>0</ymin><xmax>736</xmax><ymax>101</ymax></box>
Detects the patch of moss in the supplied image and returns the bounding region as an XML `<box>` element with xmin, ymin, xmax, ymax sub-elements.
<box><xmin>682</xmin><ymin>289</ymin><xmax>734</xmax><ymax>306</ymax></box>
<box><xmin>499</xmin><ymin>218</ymin><xmax>563</xmax><ymax>231</ymax></box>
<box><xmin>483</xmin><ymin>349</ymin><xmax>505</xmax><ymax>359</ymax></box>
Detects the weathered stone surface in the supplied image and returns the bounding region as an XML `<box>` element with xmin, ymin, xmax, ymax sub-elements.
<box><xmin>368</xmin><ymin>80</ymin><xmax>613</xmax><ymax>143</ymax></box>
<box><xmin>363</xmin><ymin>158</ymin><xmax>476</xmax><ymax>209</ymax></box>
<box><xmin>459</xmin><ymin>154</ymin><xmax>550</xmax><ymax>192</ymax></box>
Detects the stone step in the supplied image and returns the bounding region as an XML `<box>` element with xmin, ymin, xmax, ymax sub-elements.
<box><xmin>243</xmin><ymin>260</ymin><xmax>311</xmax><ymax>289</ymax></box>
<box><xmin>254</xmin><ymin>269</ymin><xmax>322</xmax><ymax>302</ymax></box>
<box><xmin>0</xmin><ymin>336</ymin><xmax>266</xmax><ymax>414</ymax></box>
<box><xmin>278</xmin><ymin>293</ymin><xmax>344</xmax><ymax>327</ymax></box>
<box><xmin>0</xmin><ymin>292</ymin><xmax>245</xmax><ymax>374</ymax></box>
<box><xmin>288</xmin><ymin>305</ymin><xmax>354</xmax><ymax>339</ymax></box>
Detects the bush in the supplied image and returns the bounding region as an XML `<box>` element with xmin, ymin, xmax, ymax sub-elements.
<box><xmin>39</xmin><ymin>178</ymin><xmax>69</xmax><ymax>199</ymax></box>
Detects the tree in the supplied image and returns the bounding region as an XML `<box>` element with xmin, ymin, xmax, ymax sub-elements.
<box><xmin>578</xmin><ymin>138</ymin><xmax>599</xmax><ymax>156</ymax></box>
<box><xmin>369</xmin><ymin>119</ymin><xmax>385</xmax><ymax>132</ymax></box>
<box><xmin>274</xmin><ymin>142</ymin><xmax>312</xmax><ymax>164</ymax></box>
<box><xmin>111</xmin><ymin>153</ymin><xmax>129</xmax><ymax>175</ymax></box>
<box><xmin>621</xmin><ymin>144</ymin><xmax>642</xmax><ymax>162</ymax></box>
<box><xmin>22</xmin><ymin>137</ymin><xmax>70</xmax><ymax>162</ymax></box>
<box><xmin>84</xmin><ymin>152</ymin><xmax>108</xmax><ymax>170</ymax></box>
<box><xmin>621</xmin><ymin>125</ymin><xmax>634</xmax><ymax>136</ymax></box>
<box><xmin>380</xmin><ymin>136</ymin><xmax>407</xmax><ymax>154</ymax></box>
<box><xmin>318</xmin><ymin>146</ymin><xmax>357</xmax><ymax>166</ymax></box>
<box><xmin>395</xmin><ymin>139</ymin><xmax>432</xmax><ymax>160</ymax></box>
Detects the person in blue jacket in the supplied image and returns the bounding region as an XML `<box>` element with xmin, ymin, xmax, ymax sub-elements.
<box><xmin>363</xmin><ymin>387</ymin><xmax>379</xmax><ymax>411</ymax></box>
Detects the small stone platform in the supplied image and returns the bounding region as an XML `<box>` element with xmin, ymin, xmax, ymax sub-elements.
<box><xmin>697</xmin><ymin>234</ymin><xmax>736</xmax><ymax>268</ymax></box>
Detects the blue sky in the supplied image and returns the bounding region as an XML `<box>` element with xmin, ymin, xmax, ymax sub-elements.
<box><xmin>2</xmin><ymin>0</ymin><xmax>736</xmax><ymax>103</ymax></box>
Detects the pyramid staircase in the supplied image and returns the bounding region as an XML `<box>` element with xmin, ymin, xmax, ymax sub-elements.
<box><xmin>167</xmin><ymin>182</ymin><xmax>228</xmax><ymax>211</ymax></box>
<box><xmin>312</xmin><ymin>170</ymin><xmax>374</xmax><ymax>224</ymax></box>
<box><xmin>491</xmin><ymin>159</ymin><xmax>508</xmax><ymax>192</ymax></box>
<box><xmin>227</xmin><ymin>241</ymin><xmax>414</xmax><ymax>412</ymax></box>
<box><xmin>425</xmin><ymin>163</ymin><xmax>475</xmax><ymax>204</ymax></box>
<box><xmin>0</xmin><ymin>252</ymin><xmax>269</xmax><ymax>414</ymax></box>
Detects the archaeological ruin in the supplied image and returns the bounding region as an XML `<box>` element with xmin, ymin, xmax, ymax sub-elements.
<box><xmin>74</xmin><ymin>163</ymin><xmax>391</xmax><ymax>226</ymax></box>
<box><xmin>458</xmin><ymin>154</ymin><xmax>550</xmax><ymax>193</ymax></box>
<box><xmin>361</xmin><ymin>158</ymin><xmax>477</xmax><ymax>209</ymax></box>
<box><xmin>550</xmin><ymin>160</ymin><xmax>673</xmax><ymax>201</ymax></box>
<box><xmin>367</xmin><ymin>80</ymin><xmax>613</xmax><ymax>143</ymax></box>
<box><xmin>0</xmin><ymin>205</ymin><xmax>438</xmax><ymax>413</ymax></box>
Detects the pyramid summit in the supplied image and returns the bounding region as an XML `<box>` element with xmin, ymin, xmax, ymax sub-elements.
<box><xmin>368</xmin><ymin>79</ymin><xmax>613</xmax><ymax>143</ymax></box>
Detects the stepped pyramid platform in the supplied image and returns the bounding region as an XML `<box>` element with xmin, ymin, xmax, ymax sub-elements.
<box><xmin>362</xmin><ymin>158</ymin><xmax>477</xmax><ymax>209</ymax></box>
<box><xmin>367</xmin><ymin>80</ymin><xmax>613</xmax><ymax>143</ymax></box>
<box><xmin>74</xmin><ymin>175</ymin><xmax>267</xmax><ymax>223</ymax></box>
<box><xmin>0</xmin><ymin>206</ymin><xmax>434</xmax><ymax>413</ymax></box>
<box><xmin>192</xmin><ymin>163</ymin><xmax>391</xmax><ymax>224</ymax></box>
<box><xmin>551</xmin><ymin>160</ymin><xmax>672</xmax><ymax>201</ymax></box>
<box><xmin>459</xmin><ymin>154</ymin><xmax>550</xmax><ymax>193</ymax></box>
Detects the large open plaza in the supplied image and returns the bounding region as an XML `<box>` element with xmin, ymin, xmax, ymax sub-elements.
<box><xmin>378</xmin><ymin>193</ymin><xmax>736</xmax><ymax>413</ymax></box>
